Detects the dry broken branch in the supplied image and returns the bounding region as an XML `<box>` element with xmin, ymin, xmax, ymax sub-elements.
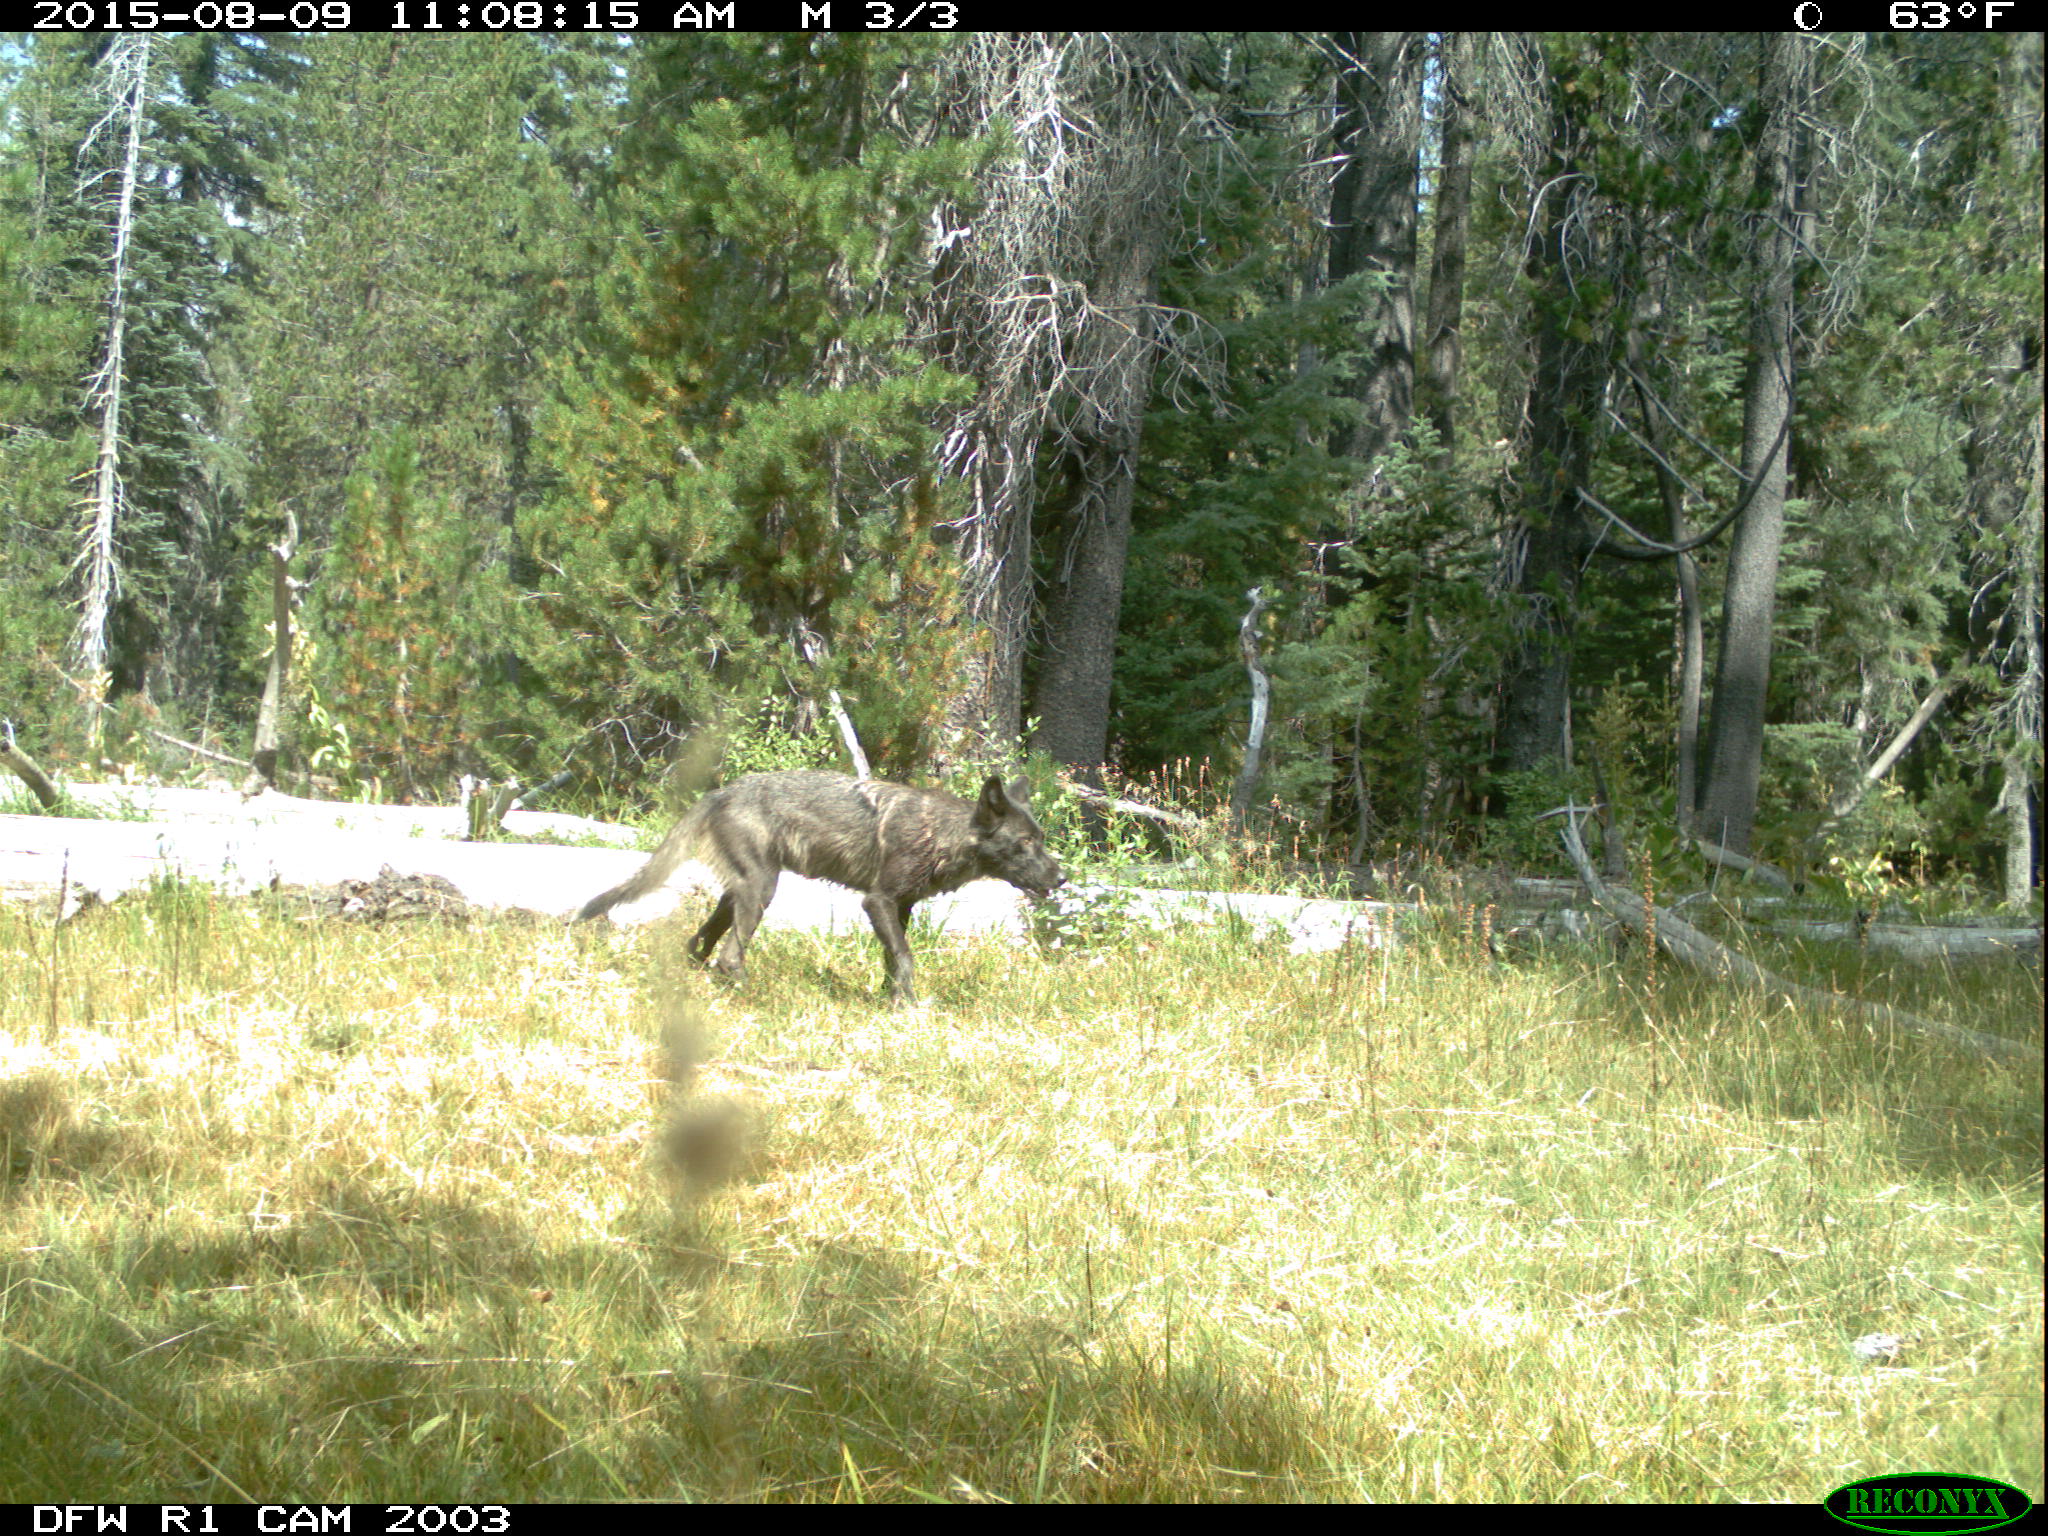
<box><xmin>1551</xmin><ymin>805</ymin><xmax>2039</xmax><ymax>1067</ymax></box>
<box><xmin>1067</xmin><ymin>780</ymin><xmax>1205</xmax><ymax>834</ymax></box>
<box><xmin>1807</xmin><ymin>674</ymin><xmax>1960</xmax><ymax>846</ymax></box>
<box><xmin>1230</xmin><ymin>585</ymin><xmax>1272</xmax><ymax>832</ymax></box>
<box><xmin>149</xmin><ymin>729</ymin><xmax>251</xmax><ymax>770</ymax></box>
<box><xmin>1687</xmin><ymin>834</ymin><xmax>1794</xmax><ymax>892</ymax></box>
<box><xmin>2</xmin><ymin>722</ymin><xmax>62</xmax><ymax>809</ymax></box>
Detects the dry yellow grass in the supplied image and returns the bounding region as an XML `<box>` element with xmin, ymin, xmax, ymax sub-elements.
<box><xmin>1</xmin><ymin>879</ymin><xmax>2039</xmax><ymax>1502</ymax></box>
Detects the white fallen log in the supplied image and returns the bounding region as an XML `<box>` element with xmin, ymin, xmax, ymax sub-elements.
<box><xmin>2</xmin><ymin>805</ymin><xmax>1407</xmax><ymax>958</ymax></box>
<box><xmin>1686</xmin><ymin>835</ymin><xmax>1794</xmax><ymax>891</ymax></box>
<box><xmin>1067</xmin><ymin>781</ymin><xmax>1205</xmax><ymax>833</ymax></box>
<box><xmin>1758</xmin><ymin>919</ymin><xmax>2040</xmax><ymax>962</ymax></box>
<box><xmin>1041</xmin><ymin>883</ymin><xmax>1403</xmax><ymax>953</ymax></box>
<box><xmin>2</xmin><ymin>811</ymin><xmax>638</xmax><ymax>916</ymax></box>
<box><xmin>53</xmin><ymin>782</ymin><xmax>641</xmax><ymax>846</ymax></box>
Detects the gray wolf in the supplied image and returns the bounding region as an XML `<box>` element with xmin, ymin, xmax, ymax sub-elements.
<box><xmin>577</xmin><ymin>771</ymin><xmax>1065</xmax><ymax>1003</ymax></box>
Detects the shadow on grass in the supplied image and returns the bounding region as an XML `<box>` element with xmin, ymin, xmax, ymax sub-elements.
<box><xmin>6</xmin><ymin>1188</ymin><xmax>1348</xmax><ymax>1502</ymax></box>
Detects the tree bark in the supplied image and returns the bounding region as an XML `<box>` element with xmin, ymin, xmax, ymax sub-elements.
<box><xmin>1976</xmin><ymin>32</ymin><xmax>2043</xmax><ymax>910</ymax></box>
<box><xmin>1695</xmin><ymin>35</ymin><xmax>1810</xmax><ymax>854</ymax></box>
<box><xmin>1326</xmin><ymin>32</ymin><xmax>1422</xmax><ymax>471</ymax></box>
<box><xmin>1024</xmin><ymin>36</ymin><xmax>1177</xmax><ymax>777</ymax></box>
<box><xmin>1412</xmin><ymin>32</ymin><xmax>1474</xmax><ymax>839</ymax></box>
<box><xmin>1419</xmin><ymin>31</ymin><xmax>1471</xmax><ymax>465</ymax></box>
<box><xmin>921</xmin><ymin>36</ymin><xmax>1060</xmax><ymax>751</ymax></box>
<box><xmin>943</xmin><ymin>456</ymin><xmax>1034</xmax><ymax>749</ymax></box>
<box><xmin>1230</xmin><ymin>587</ymin><xmax>1273</xmax><ymax>832</ymax></box>
<box><xmin>2</xmin><ymin>728</ymin><xmax>62</xmax><ymax>809</ymax></box>
<box><xmin>1623</xmin><ymin>290</ymin><xmax>1706</xmax><ymax>834</ymax></box>
<box><xmin>1497</xmin><ymin>56</ymin><xmax>1604</xmax><ymax>775</ymax></box>
<box><xmin>1028</xmin><ymin>199</ymin><xmax>1167</xmax><ymax>773</ymax></box>
<box><xmin>923</xmin><ymin>35</ymin><xmax>1180</xmax><ymax>760</ymax></box>
<box><xmin>1321</xmin><ymin>33</ymin><xmax>1423</xmax><ymax>841</ymax></box>
<box><xmin>1998</xmin><ymin>749</ymin><xmax>2037</xmax><ymax>911</ymax></box>
<box><xmin>244</xmin><ymin>513</ymin><xmax>299</xmax><ymax>792</ymax></box>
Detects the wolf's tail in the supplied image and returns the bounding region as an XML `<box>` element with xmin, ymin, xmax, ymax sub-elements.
<box><xmin>575</xmin><ymin>807</ymin><xmax>706</xmax><ymax>922</ymax></box>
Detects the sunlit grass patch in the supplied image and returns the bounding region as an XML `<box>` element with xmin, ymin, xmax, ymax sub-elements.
<box><xmin>0</xmin><ymin>887</ymin><xmax>2038</xmax><ymax>1501</ymax></box>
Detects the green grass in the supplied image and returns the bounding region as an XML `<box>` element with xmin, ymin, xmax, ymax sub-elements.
<box><xmin>0</xmin><ymin>881</ymin><xmax>2039</xmax><ymax>1502</ymax></box>
<box><xmin>0</xmin><ymin>786</ymin><xmax>156</xmax><ymax>820</ymax></box>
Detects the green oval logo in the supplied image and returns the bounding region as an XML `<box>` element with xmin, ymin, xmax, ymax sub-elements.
<box><xmin>1825</xmin><ymin>1474</ymin><xmax>2032</xmax><ymax>1536</ymax></box>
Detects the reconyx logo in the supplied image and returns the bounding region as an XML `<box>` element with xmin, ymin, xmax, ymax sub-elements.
<box><xmin>1825</xmin><ymin>1474</ymin><xmax>2031</xmax><ymax>1535</ymax></box>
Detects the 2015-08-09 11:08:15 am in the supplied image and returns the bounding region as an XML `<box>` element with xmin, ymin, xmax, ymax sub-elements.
<box><xmin>29</xmin><ymin>0</ymin><xmax>656</xmax><ymax>27</ymax></box>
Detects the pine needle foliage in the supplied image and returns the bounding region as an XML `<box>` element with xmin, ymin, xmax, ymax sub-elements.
<box><xmin>520</xmin><ymin>38</ymin><xmax>985</xmax><ymax>789</ymax></box>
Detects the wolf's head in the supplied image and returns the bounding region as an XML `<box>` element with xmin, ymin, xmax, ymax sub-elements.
<box><xmin>971</xmin><ymin>776</ymin><xmax>1066</xmax><ymax>898</ymax></box>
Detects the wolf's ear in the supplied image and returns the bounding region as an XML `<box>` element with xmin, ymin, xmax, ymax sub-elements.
<box><xmin>1006</xmin><ymin>775</ymin><xmax>1032</xmax><ymax>809</ymax></box>
<box><xmin>975</xmin><ymin>775</ymin><xmax>1013</xmax><ymax>826</ymax></box>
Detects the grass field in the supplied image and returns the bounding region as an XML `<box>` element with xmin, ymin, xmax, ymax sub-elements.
<box><xmin>1</xmin><ymin>877</ymin><xmax>2040</xmax><ymax>1502</ymax></box>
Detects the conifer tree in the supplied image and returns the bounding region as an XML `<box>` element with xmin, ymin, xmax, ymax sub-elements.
<box><xmin>0</xmin><ymin>50</ymin><xmax>99</xmax><ymax>725</ymax></box>
<box><xmin>232</xmin><ymin>33</ymin><xmax>595</xmax><ymax>783</ymax></box>
<box><xmin>307</xmin><ymin>434</ymin><xmax>502</xmax><ymax>798</ymax></box>
<box><xmin>520</xmin><ymin>37</ymin><xmax>982</xmax><ymax>787</ymax></box>
<box><xmin>1</xmin><ymin>33</ymin><xmax>291</xmax><ymax>735</ymax></box>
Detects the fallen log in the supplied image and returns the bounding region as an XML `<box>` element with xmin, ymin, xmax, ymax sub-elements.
<box><xmin>1550</xmin><ymin>808</ymin><xmax>2041</xmax><ymax>1068</ymax></box>
<box><xmin>1687</xmin><ymin>835</ymin><xmax>1794</xmax><ymax>892</ymax></box>
<box><xmin>1758</xmin><ymin>918</ymin><xmax>2040</xmax><ymax>963</ymax></box>
<box><xmin>0</xmin><ymin>806</ymin><xmax>1045</xmax><ymax>942</ymax></box>
<box><xmin>2</xmin><ymin>724</ymin><xmax>61</xmax><ymax>809</ymax></box>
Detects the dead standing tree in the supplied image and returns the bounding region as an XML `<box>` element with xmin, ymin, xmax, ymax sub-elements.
<box><xmin>918</xmin><ymin>34</ymin><xmax>1206</xmax><ymax>766</ymax></box>
<box><xmin>242</xmin><ymin>512</ymin><xmax>303</xmax><ymax>793</ymax></box>
<box><xmin>1230</xmin><ymin>587</ymin><xmax>1273</xmax><ymax>834</ymax></box>
<box><xmin>69</xmin><ymin>35</ymin><xmax>152</xmax><ymax>746</ymax></box>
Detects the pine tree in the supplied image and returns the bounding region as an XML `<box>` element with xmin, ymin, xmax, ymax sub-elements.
<box><xmin>0</xmin><ymin>48</ymin><xmax>98</xmax><ymax>728</ymax></box>
<box><xmin>2</xmin><ymin>33</ymin><xmax>291</xmax><ymax>738</ymax></box>
<box><xmin>308</xmin><ymin>434</ymin><xmax>503</xmax><ymax>798</ymax></box>
<box><xmin>231</xmin><ymin>33</ymin><xmax>597</xmax><ymax>783</ymax></box>
<box><xmin>519</xmin><ymin>37</ymin><xmax>982</xmax><ymax>791</ymax></box>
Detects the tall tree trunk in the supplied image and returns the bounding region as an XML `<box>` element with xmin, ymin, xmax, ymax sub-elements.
<box><xmin>69</xmin><ymin>36</ymin><xmax>152</xmax><ymax>742</ymax></box>
<box><xmin>1672</xmin><ymin>555</ymin><xmax>1706</xmax><ymax>836</ymax></box>
<box><xmin>1230</xmin><ymin>587</ymin><xmax>1273</xmax><ymax>831</ymax></box>
<box><xmin>1999</xmin><ymin>744</ymin><xmax>2038</xmax><ymax>911</ymax></box>
<box><xmin>1322</xmin><ymin>32</ymin><xmax>1422</xmax><ymax>845</ymax></box>
<box><xmin>2003</xmin><ymin>381</ymin><xmax>2043</xmax><ymax>907</ymax></box>
<box><xmin>1419</xmin><ymin>31</ymin><xmax>1471</xmax><ymax>465</ymax></box>
<box><xmin>943</xmin><ymin>443</ymin><xmax>1036</xmax><ymax>748</ymax></box>
<box><xmin>1623</xmin><ymin>278</ymin><xmax>1707</xmax><ymax>835</ymax></box>
<box><xmin>923</xmin><ymin>35</ymin><xmax>1178</xmax><ymax>759</ymax></box>
<box><xmin>1413</xmin><ymin>31</ymin><xmax>1474</xmax><ymax>838</ymax></box>
<box><xmin>1497</xmin><ymin>52</ymin><xmax>1604</xmax><ymax>776</ymax></box>
<box><xmin>1327</xmin><ymin>31</ymin><xmax>1422</xmax><ymax>470</ymax></box>
<box><xmin>1978</xmin><ymin>318</ymin><xmax>2043</xmax><ymax>908</ymax></box>
<box><xmin>1695</xmin><ymin>34</ymin><xmax>1811</xmax><ymax>854</ymax></box>
<box><xmin>1029</xmin><ymin>188</ymin><xmax>1169</xmax><ymax>774</ymax></box>
<box><xmin>244</xmin><ymin>513</ymin><xmax>299</xmax><ymax>791</ymax></box>
<box><xmin>918</xmin><ymin>36</ymin><xmax>1053</xmax><ymax>751</ymax></box>
<box><xmin>1979</xmin><ymin>31</ymin><xmax>2043</xmax><ymax>909</ymax></box>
